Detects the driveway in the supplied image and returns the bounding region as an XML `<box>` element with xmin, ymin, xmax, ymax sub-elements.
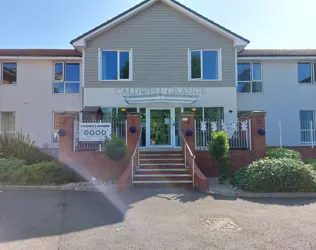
<box><xmin>0</xmin><ymin>189</ymin><xmax>316</xmax><ymax>249</ymax></box>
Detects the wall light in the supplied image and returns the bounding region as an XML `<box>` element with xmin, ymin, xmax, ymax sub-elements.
<box><xmin>192</xmin><ymin>108</ymin><xmax>197</xmax><ymax>111</ymax></box>
<box><xmin>121</xmin><ymin>108</ymin><xmax>126</xmax><ymax>112</ymax></box>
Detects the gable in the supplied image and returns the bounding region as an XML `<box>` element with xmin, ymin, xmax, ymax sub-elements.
<box><xmin>87</xmin><ymin>1</ymin><xmax>235</xmax><ymax>48</ymax></box>
<box><xmin>71</xmin><ymin>0</ymin><xmax>249</xmax><ymax>48</ymax></box>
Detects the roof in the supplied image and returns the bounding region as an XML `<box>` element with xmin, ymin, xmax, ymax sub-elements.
<box><xmin>81</xmin><ymin>106</ymin><xmax>102</xmax><ymax>113</ymax></box>
<box><xmin>238</xmin><ymin>49</ymin><xmax>316</xmax><ymax>57</ymax></box>
<box><xmin>0</xmin><ymin>49</ymin><xmax>82</xmax><ymax>57</ymax></box>
<box><xmin>70</xmin><ymin>0</ymin><xmax>250</xmax><ymax>45</ymax></box>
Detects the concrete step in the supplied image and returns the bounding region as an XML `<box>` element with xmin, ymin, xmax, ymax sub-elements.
<box><xmin>133</xmin><ymin>180</ymin><xmax>193</xmax><ymax>188</ymax></box>
<box><xmin>134</xmin><ymin>174</ymin><xmax>192</xmax><ymax>181</ymax></box>
<box><xmin>139</xmin><ymin>163</ymin><xmax>185</xmax><ymax>169</ymax></box>
<box><xmin>140</xmin><ymin>151</ymin><xmax>182</xmax><ymax>155</ymax></box>
<box><xmin>139</xmin><ymin>159</ymin><xmax>185</xmax><ymax>164</ymax></box>
<box><xmin>136</xmin><ymin>169</ymin><xmax>189</xmax><ymax>175</ymax></box>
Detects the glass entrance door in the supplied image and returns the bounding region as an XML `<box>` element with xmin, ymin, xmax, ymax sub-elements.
<box><xmin>149</xmin><ymin>109</ymin><xmax>171</xmax><ymax>146</ymax></box>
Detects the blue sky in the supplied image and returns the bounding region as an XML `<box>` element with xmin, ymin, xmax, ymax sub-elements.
<box><xmin>1</xmin><ymin>0</ymin><xmax>314</xmax><ymax>49</ymax></box>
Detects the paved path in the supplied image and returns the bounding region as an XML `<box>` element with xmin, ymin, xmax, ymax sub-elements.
<box><xmin>0</xmin><ymin>189</ymin><xmax>316</xmax><ymax>249</ymax></box>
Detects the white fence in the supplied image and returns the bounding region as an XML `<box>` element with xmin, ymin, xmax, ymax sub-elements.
<box><xmin>267</xmin><ymin>120</ymin><xmax>316</xmax><ymax>148</ymax></box>
<box><xmin>195</xmin><ymin>119</ymin><xmax>251</xmax><ymax>150</ymax></box>
<box><xmin>74</xmin><ymin>118</ymin><xmax>127</xmax><ymax>152</ymax></box>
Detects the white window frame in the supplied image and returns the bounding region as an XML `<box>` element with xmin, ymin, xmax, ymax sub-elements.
<box><xmin>53</xmin><ymin>62</ymin><xmax>81</xmax><ymax>94</ymax></box>
<box><xmin>0</xmin><ymin>111</ymin><xmax>16</xmax><ymax>132</ymax></box>
<box><xmin>188</xmin><ymin>49</ymin><xmax>222</xmax><ymax>81</ymax></box>
<box><xmin>1</xmin><ymin>61</ymin><xmax>17</xmax><ymax>85</ymax></box>
<box><xmin>237</xmin><ymin>62</ymin><xmax>263</xmax><ymax>93</ymax></box>
<box><xmin>99</xmin><ymin>49</ymin><xmax>133</xmax><ymax>81</ymax></box>
<box><xmin>299</xmin><ymin>110</ymin><xmax>315</xmax><ymax>143</ymax></box>
<box><xmin>297</xmin><ymin>62</ymin><xmax>313</xmax><ymax>84</ymax></box>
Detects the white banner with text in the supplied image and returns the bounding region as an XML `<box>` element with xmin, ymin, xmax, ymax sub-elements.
<box><xmin>79</xmin><ymin>123</ymin><xmax>112</xmax><ymax>142</ymax></box>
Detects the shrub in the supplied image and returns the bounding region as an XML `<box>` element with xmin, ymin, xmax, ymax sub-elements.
<box><xmin>0</xmin><ymin>158</ymin><xmax>26</xmax><ymax>183</ymax></box>
<box><xmin>0</xmin><ymin>131</ymin><xmax>54</xmax><ymax>164</ymax></box>
<box><xmin>11</xmin><ymin>161</ymin><xmax>84</xmax><ymax>185</ymax></box>
<box><xmin>23</xmin><ymin>147</ymin><xmax>55</xmax><ymax>165</ymax></box>
<box><xmin>232</xmin><ymin>158</ymin><xmax>316</xmax><ymax>192</ymax></box>
<box><xmin>104</xmin><ymin>134</ymin><xmax>127</xmax><ymax>161</ymax></box>
<box><xmin>208</xmin><ymin>131</ymin><xmax>230</xmax><ymax>182</ymax></box>
<box><xmin>266</xmin><ymin>148</ymin><xmax>301</xmax><ymax>161</ymax></box>
<box><xmin>304</xmin><ymin>159</ymin><xmax>316</xmax><ymax>169</ymax></box>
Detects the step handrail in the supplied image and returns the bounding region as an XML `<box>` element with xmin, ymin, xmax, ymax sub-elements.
<box><xmin>180</xmin><ymin>130</ymin><xmax>195</xmax><ymax>188</ymax></box>
<box><xmin>131</xmin><ymin>126</ymin><xmax>143</xmax><ymax>188</ymax></box>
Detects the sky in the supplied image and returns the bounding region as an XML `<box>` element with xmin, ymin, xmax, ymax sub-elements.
<box><xmin>1</xmin><ymin>0</ymin><xmax>315</xmax><ymax>49</ymax></box>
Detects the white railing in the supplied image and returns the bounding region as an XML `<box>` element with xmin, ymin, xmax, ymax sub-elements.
<box><xmin>270</xmin><ymin>120</ymin><xmax>316</xmax><ymax>148</ymax></box>
<box><xmin>195</xmin><ymin>119</ymin><xmax>251</xmax><ymax>150</ymax></box>
<box><xmin>131</xmin><ymin>127</ymin><xmax>143</xmax><ymax>188</ymax></box>
<box><xmin>180</xmin><ymin>130</ymin><xmax>195</xmax><ymax>188</ymax></box>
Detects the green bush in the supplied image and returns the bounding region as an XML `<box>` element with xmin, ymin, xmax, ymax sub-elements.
<box><xmin>104</xmin><ymin>134</ymin><xmax>127</xmax><ymax>161</ymax></box>
<box><xmin>11</xmin><ymin>161</ymin><xmax>84</xmax><ymax>185</ymax></box>
<box><xmin>0</xmin><ymin>158</ymin><xmax>26</xmax><ymax>183</ymax></box>
<box><xmin>208</xmin><ymin>131</ymin><xmax>230</xmax><ymax>182</ymax></box>
<box><xmin>0</xmin><ymin>131</ymin><xmax>54</xmax><ymax>164</ymax></box>
<box><xmin>23</xmin><ymin>148</ymin><xmax>55</xmax><ymax>165</ymax></box>
<box><xmin>232</xmin><ymin>158</ymin><xmax>316</xmax><ymax>192</ymax></box>
<box><xmin>267</xmin><ymin>148</ymin><xmax>301</xmax><ymax>160</ymax></box>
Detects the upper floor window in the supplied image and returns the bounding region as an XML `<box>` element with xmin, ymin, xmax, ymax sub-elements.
<box><xmin>2</xmin><ymin>62</ymin><xmax>17</xmax><ymax>85</ymax></box>
<box><xmin>237</xmin><ymin>62</ymin><xmax>262</xmax><ymax>93</ymax></box>
<box><xmin>53</xmin><ymin>62</ymin><xmax>80</xmax><ymax>94</ymax></box>
<box><xmin>297</xmin><ymin>62</ymin><xmax>313</xmax><ymax>83</ymax></box>
<box><xmin>189</xmin><ymin>49</ymin><xmax>220</xmax><ymax>81</ymax></box>
<box><xmin>100</xmin><ymin>50</ymin><xmax>132</xmax><ymax>81</ymax></box>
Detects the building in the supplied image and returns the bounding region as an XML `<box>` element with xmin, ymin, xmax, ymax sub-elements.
<box><xmin>0</xmin><ymin>0</ymin><xmax>315</xmax><ymax>154</ymax></box>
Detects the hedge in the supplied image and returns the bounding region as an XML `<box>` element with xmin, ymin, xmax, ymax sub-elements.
<box><xmin>266</xmin><ymin>148</ymin><xmax>301</xmax><ymax>161</ymax></box>
<box><xmin>232</xmin><ymin>158</ymin><xmax>316</xmax><ymax>192</ymax></box>
<box><xmin>0</xmin><ymin>159</ymin><xmax>84</xmax><ymax>185</ymax></box>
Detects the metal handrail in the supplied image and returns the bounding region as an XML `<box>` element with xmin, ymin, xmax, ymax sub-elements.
<box><xmin>179</xmin><ymin>130</ymin><xmax>195</xmax><ymax>188</ymax></box>
<box><xmin>131</xmin><ymin>126</ymin><xmax>143</xmax><ymax>188</ymax></box>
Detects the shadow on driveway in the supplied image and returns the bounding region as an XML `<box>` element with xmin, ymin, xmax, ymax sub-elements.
<box><xmin>0</xmin><ymin>188</ymin><xmax>208</xmax><ymax>244</ymax></box>
<box><xmin>239</xmin><ymin>197</ymin><xmax>316</xmax><ymax>207</ymax></box>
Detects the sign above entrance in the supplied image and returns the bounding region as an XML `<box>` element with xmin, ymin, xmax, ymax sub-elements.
<box><xmin>116</xmin><ymin>88</ymin><xmax>207</xmax><ymax>104</ymax></box>
<box><xmin>116</xmin><ymin>87</ymin><xmax>207</xmax><ymax>96</ymax></box>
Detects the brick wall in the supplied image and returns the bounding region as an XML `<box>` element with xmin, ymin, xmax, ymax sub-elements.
<box><xmin>195</xmin><ymin>150</ymin><xmax>256</xmax><ymax>177</ymax></box>
<box><xmin>194</xmin><ymin>111</ymin><xmax>267</xmax><ymax>177</ymax></box>
<box><xmin>58</xmin><ymin>114</ymin><xmax>130</xmax><ymax>181</ymax></box>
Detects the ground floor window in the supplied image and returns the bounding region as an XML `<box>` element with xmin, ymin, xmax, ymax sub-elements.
<box><xmin>300</xmin><ymin>110</ymin><xmax>315</xmax><ymax>143</ymax></box>
<box><xmin>95</xmin><ymin>107</ymin><xmax>224</xmax><ymax>148</ymax></box>
<box><xmin>0</xmin><ymin>112</ymin><xmax>15</xmax><ymax>132</ymax></box>
<box><xmin>184</xmin><ymin>107</ymin><xmax>223</xmax><ymax>120</ymax></box>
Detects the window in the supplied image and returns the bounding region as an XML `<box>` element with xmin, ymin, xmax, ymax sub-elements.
<box><xmin>101</xmin><ymin>50</ymin><xmax>131</xmax><ymax>80</ymax></box>
<box><xmin>0</xmin><ymin>112</ymin><xmax>15</xmax><ymax>131</ymax></box>
<box><xmin>298</xmin><ymin>63</ymin><xmax>312</xmax><ymax>83</ymax></box>
<box><xmin>2</xmin><ymin>62</ymin><xmax>17</xmax><ymax>84</ymax></box>
<box><xmin>189</xmin><ymin>49</ymin><xmax>220</xmax><ymax>80</ymax></box>
<box><xmin>53</xmin><ymin>62</ymin><xmax>80</xmax><ymax>94</ymax></box>
<box><xmin>300</xmin><ymin>110</ymin><xmax>315</xmax><ymax>143</ymax></box>
<box><xmin>237</xmin><ymin>62</ymin><xmax>262</xmax><ymax>93</ymax></box>
<box><xmin>183</xmin><ymin>107</ymin><xmax>223</xmax><ymax>120</ymax></box>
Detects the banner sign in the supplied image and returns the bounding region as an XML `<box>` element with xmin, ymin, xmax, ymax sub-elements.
<box><xmin>116</xmin><ymin>87</ymin><xmax>207</xmax><ymax>96</ymax></box>
<box><xmin>79</xmin><ymin>123</ymin><xmax>111</xmax><ymax>142</ymax></box>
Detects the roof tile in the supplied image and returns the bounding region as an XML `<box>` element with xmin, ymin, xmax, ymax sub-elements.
<box><xmin>238</xmin><ymin>49</ymin><xmax>316</xmax><ymax>57</ymax></box>
<box><xmin>0</xmin><ymin>49</ymin><xmax>81</xmax><ymax>57</ymax></box>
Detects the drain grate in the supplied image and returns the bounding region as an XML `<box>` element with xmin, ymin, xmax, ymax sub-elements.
<box><xmin>201</xmin><ymin>218</ymin><xmax>242</xmax><ymax>232</ymax></box>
